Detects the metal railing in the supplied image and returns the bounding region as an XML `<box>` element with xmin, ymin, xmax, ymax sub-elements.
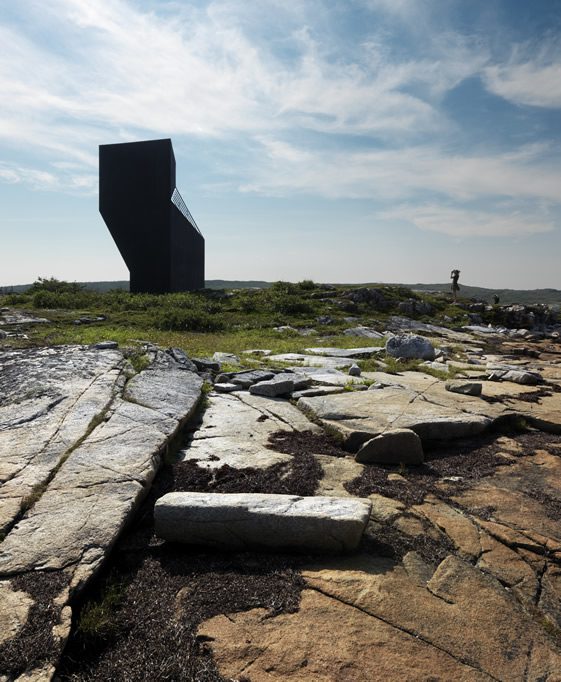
<box><xmin>171</xmin><ymin>188</ymin><xmax>202</xmax><ymax>235</ymax></box>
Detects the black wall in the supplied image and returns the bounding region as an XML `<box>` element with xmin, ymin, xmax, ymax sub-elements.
<box><xmin>99</xmin><ymin>138</ymin><xmax>204</xmax><ymax>293</ymax></box>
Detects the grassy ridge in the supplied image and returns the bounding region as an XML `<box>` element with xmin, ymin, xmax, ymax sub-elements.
<box><xmin>3</xmin><ymin>279</ymin><xmax>561</xmax><ymax>305</ymax></box>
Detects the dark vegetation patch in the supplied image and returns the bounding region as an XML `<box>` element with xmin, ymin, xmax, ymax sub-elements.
<box><xmin>266</xmin><ymin>429</ymin><xmax>349</xmax><ymax>458</ymax></box>
<box><xmin>482</xmin><ymin>386</ymin><xmax>557</xmax><ymax>405</ymax></box>
<box><xmin>362</xmin><ymin>517</ymin><xmax>456</xmax><ymax>567</ymax></box>
<box><xmin>173</xmin><ymin>453</ymin><xmax>322</xmax><ymax>498</ymax></box>
<box><xmin>0</xmin><ymin>570</ymin><xmax>69</xmax><ymax>678</ymax></box>
<box><xmin>344</xmin><ymin>429</ymin><xmax>561</xmax><ymax>506</ymax></box>
<box><xmin>57</xmin><ymin>547</ymin><xmax>306</xmax><ymax>682</ymax></box>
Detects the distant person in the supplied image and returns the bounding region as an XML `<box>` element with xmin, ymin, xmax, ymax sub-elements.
<box><xmin>493</xmin><ymin>294</ymin><xmax>500</xmax><ymax>305</ymax></box>
<box><xmin>450</xmin><ymin>269</ymin><xmax>460</xmax><ymax>302</ymax></box>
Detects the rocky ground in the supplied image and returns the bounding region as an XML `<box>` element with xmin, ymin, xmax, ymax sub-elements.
<box><xmin>2</xmin><ymin>309</ymin><xmax>561</xmax><ymax>681</ymax></box>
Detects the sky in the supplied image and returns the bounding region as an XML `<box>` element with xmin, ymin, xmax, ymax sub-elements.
<box><xmin>2</xmin><ymin>0</ymin><xmax>561</xmax><ymax>288</ymax></box>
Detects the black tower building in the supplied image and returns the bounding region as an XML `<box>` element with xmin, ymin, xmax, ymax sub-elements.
<box><xmin>99</xmin><ymin>138</ymin><xmax>204</xmax><ymax>293</ymax></box>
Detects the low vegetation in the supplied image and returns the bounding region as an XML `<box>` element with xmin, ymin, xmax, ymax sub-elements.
<box><xmin>0</xmin><ymin>277</ymin><xmax>476</xmax><ymax>364</ymax></box>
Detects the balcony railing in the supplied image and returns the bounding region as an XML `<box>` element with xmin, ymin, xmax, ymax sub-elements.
<box><xmin>171</xmin><ymin>188</ymin><xmax>202</xmax><ymax>235</ymax></box>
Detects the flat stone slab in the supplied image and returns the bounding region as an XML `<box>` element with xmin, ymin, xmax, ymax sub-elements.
<box><xmin>299</xmin><ymin>387</ymin><xmax>493</xmax><ymax>449</ymax></box>
<box><xmin>154</xmin><ymin>492</ymin><xmax>372</xmax><ymax>552</ymax></box>
<box><xmin>268</xmin><ymin>353</ymin><xmax>356</xmax><ymax>369</ymax></box>
<box><xmin>304</xmin><ymin>347</ymin><xmax>384</xmax><ymax>359</ymax></box>
<box><xmin>180</xmin><ymin>391</ymin><xmax>320</xmax><ymax>470</ymax></box>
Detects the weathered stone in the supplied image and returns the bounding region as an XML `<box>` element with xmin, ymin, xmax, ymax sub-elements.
<box><xmin>198</xmin><ymin>589</ymin><xmax>490</xmax><ymax>682</ymax></box>
<box><xmin>0</xmin><ymin>346</ymin><xmax>204</xmax><ymax>678</ymax></box>
<box><xmin>299</xmin><ymin>388</ymin><xmax>492</xmax><ymax>449</ymax></box>
<box><xmin>445</xmin><ymin>380</ymin><xmax>483</xmax><ymax>396</ymax></box>
<box><xmin>385</xmin><ymin>334</ymin><xmax>436</xmax><ymax>360</ymax></box>
<box><xmin>305</xmin><ymin>346</ymin><xmax>384</xmax><ymax>359</ymax></box>
<box><xmin>230</xmin><ymin>369</ymin><xmax>275</xmax><ymax>388</ymax></box>
<box><xmin>291</xmin><ymin>386</ymin><xmax>346</xmax><ymax>399</ymax></box>
<box><xmin>212</xmin><ymin>352</ymin><xmax>240</xmax><ymax>365</ymax></box>
<box><xmin>0</xmin><ymin>580</ymin><xmax>34</xmax><ymax>645</ymax></box>
<box><xmin>355</xmin><ymin>428</ymin><xmax>424</xmax><ymax>465</ymax></box>
<box><xmin>180</xmin><ymin>392</ymin><xmax>319</xmax><ymax>471</ymax></box>
<box><xmin>267</xmin><ymin>353</ymin><xmax>356</xmax><ymax>369</ymax></box>
<box><xmin>249</xmin><ymin>378</ymin><xmax>294</xmax><ymax>397</ymax></box>
<box><xmin>91</xmin><ymin>340</ymin><xmax>118</xmax><ymax>350</ymax></box>
<box><xmin>487</xmin><ymin>369</ymin><xmax>540</xmax><ymax>385</ymax></box>
<box><xmin>343</xmin><ymin>326</ymin><xmax>385</xmax><ymax>339</ymax></box>
<box><xmin>213</xmin><ymin>382</ymin><xmax>243</xmax><ymax>393</ymax></box>
<box><xmin>192</xmin><ymin>357</ymin><xmax>221</xmax><ymax>372</ymax></box>
<box><xmin>155</xmin><ymin>492</ymin><xmax>372</xmax><ymax>552</ymax></box>
<box><xmin>348</xmin><ymin>363</ymin><xmax>361</xmax><ymax>376</ymax></box>
<box><xmin>303</xmin><ymin>553</ymin><xmax>561</xmax><ymax>680</ymax></box>
<box><xmin>123</xmin><ymin>352</ymin><xmax>203</xmax><ymax>421</ymax></box>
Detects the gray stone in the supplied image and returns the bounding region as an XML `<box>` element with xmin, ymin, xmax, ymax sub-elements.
<box><xmin>124</xmin><ymin>356</ymin><xmax>203</xmax><ymax>421</ymax></box>
<box><xmin>291</xmin><ymin>386</ymin><xmax>347</xmax><ymax>399</ymax></box>
<box><xmin>214</xmin><ymin>382</ymin><xmax>243</xmax><ymax>393</ymax></box>
<box><xmin>298</xmin><ymin>388</ymin><xmax>492</xmax><ymax>450</ymax></box>
<box><xmin>349</xmin><ymin>363</ymin><xmax>361</xmax><ymax>377</ymax></box>
<box><xmin>277</xmin><ymin>372</ymin><xmax>312</xmax><ymax>390</ymax></box>
<box><xmin>241</xmin><ymin>349</ymin><xmax>272</xmax><ymax>356</ymax></box>
<box><xmin>446</xmin><ymin>381</ymin><xmax>483</xmax><ymax>396</ymax></box>
<box><xmin>268</xmin><ymin>353</ymin><xmax>356</xmax><ymax>370</ymax></box>
<box><xmin>385</xmin><ymin>334</ymin><xmax>436</xmax><ymax>361</ymax></box>
<box><xmin>230</xmin><ymin>370</ymin><xmax>275</xmax><ymax>388</ymax></box>
<box><xmin>344</xmin><ymin>326</ymin><xmax>385</xmax><ymax>339</ymax></box>
<box><xmin>355</xmin><ymin>429</ymin><xmax>424</xmax><ymax>465</ymax></box>
<box><xmin>92</xmin><ymin>340</ymin><xmax>118</xmax><ymax>350</ymax></box>
<box><xmin>487</xmin><ymin>369</ymin><xmax>540</xmax><ymax>385</ymax></box>
<box><xmin>305</xmin><ymin>347</ymin><xmax>384</xmax><ymax>359</ymax></box>
<box><xmin>0</xmin><ymin>329</ymin><xmax>7</xmax><ymax>339</ymax></box>
<box><xmin>249</xmin><ymin>378</ymin><xmax>294</xmax><ymax>397</ymax></box>
<box><xmin>213</xmin><ymin>352</ymin><xmax>240</xmax><ymax>365</ymax></box>
<box><xmin>167</xmin><ymin>347</ymin><xmax>198</xmax><ymax>371</ymax></box>
<box><xmin>193</xmin><ymin>357</ymin><xmax>221</xmax><ymax>372</ymax></box>
<box><xmin>154</xmin><ymin>492</ymin><xmax>372</xmax><ymax>552</ymax></box>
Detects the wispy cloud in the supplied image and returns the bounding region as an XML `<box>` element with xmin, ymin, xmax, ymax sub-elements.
<box><xmin>0</xmin><ymin>0</ymin><xmax>560</xmax><ymax>246</ymax></box>
<box><xmin>380</xmin><ymin>203</ymin><xmax>554</xmax><ymax>237</ymax></box>
<box><xmin>484</xmin><ymin>58</ymin><xmax>561</xmax><ymax>108</ymax></box>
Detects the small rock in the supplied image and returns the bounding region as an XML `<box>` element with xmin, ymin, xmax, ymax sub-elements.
<box><xmin>0</xmin><ymin>329</ymin><xmax>7</xmax><ymax>339</ymax></box>
<box><xmin>344</xmin><ymin>326</ymin><xmax>385</xmax><ymax>339</ymax></box>
<box><xmin>445</xmin><ymin>381</ymin><xmax>482</xmax><ymax>396</ymax></box>
<box><xmin>214</xmin><ymin>383</ymin><xmax>243</xmax><ymax>393</ymax></box>
<box><xmin>355</xmin><ymin>429</ymin><xmax>424</xmax><ymax>465</ymax></box>
<box><xmin>487</xmin><ymin>369</ymin><xmax>540</xmax><ymax>385</ymax></box>
<box><xmin>192</xmin><ymin>358</ymin><xmax>221</xmax><ymax>372</ymax></box>
<box><xmin>241</xmin><ymin>349</ymin><xmax>272</xmax><ymax>356</ymax></box>
<box><xmin>230</xmin><ymin>370</ymin><xmax>275</xmax><ymax>388</ymax></box>
<box><xmin>385</xmin><ymin>334</ymin><xmax>435</xmax><ymax>361</ymax></box>
<box><xmin>213</xmin><ymin>352</ymin><xmax>240</xmax><ymax>365</ymax></box>
<box><xmin>348</xmin><ymin>364</ymin><xmax>361</xmax><ymax>377</ymax></box>
<box><xmin>317</xmin><ymin>316</ymin><xmax>333</xmax><ymax>325</ymax></box>
<box><xmin>91</xmin><ymin>340</ymin><xmax>118</xmax><ymax>350</ymax></box>
<box><xmin>249</xmin><ymin>378</ymin><xmax>294</xmax><ymax>397</ymax></box>
<box><xmin>167</xmin><ymin>348</ymin><xmax>198</xmax><ymax>371</ymax></box>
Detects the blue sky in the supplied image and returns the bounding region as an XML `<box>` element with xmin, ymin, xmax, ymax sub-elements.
<box><xmin>2</xmin><ymin>0</ymin><xmax>561</xmax><ymax>288</ymax></box>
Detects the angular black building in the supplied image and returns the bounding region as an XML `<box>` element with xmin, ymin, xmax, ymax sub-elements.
<box><xmin>99</xmin><ymin>138</ymin><xmax>204</xmax><ymax>293</ymax></box>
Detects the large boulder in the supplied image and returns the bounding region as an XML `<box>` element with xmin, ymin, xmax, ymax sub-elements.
<box><xmin>154</xmin><ymin>492</ymin><xmax>372</xmax><ymax>552</ymax></box>
<box><xmin>385</xmin><ymin>334</ymin><xmax>436</xmax><ymax>361</ymax></box>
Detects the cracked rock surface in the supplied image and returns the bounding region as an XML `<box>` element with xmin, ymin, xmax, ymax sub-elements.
<box><xmin>0</xmin><ymin>346</ymin><xmax>203</xmax><ymax>680</ymax></box>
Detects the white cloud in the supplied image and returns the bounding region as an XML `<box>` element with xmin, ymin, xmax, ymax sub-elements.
<box><xmin>242</xmin><ymin>140</ymin><xmax>561</xmax><ymax>205</ymax></box>
<box><xmin>380</xmin><ymin>204</ymin><xmax>554</xmax><ymax>238</ymax></box>
<box><xmin>484</xmin><ymin>60</ymin><xmax>561</xmax><ymax>108</ymax></box>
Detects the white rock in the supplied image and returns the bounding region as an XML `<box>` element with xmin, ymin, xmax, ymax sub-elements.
<box><xmin>154</xmin><ymin>492</ymin><xmax>372</xmax><ymax>552</ymax></box>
